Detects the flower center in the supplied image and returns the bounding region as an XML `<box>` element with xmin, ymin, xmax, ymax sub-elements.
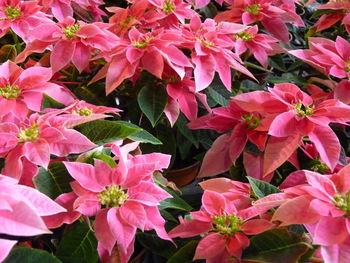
<box><xmin>71</xmin><ymin>107</ymin><xmax>92</xmax><ymax>116</ymax></box>
<box><xmin>63</xmin><ymin>24</ymin><xmax>81</xmax><ymax>39</ymax></box>
<box><xmin>345</xmin><ymin>61</ymin><xmax>350</xmax><ymax>73</ymax></box>
<box><xmin>212</xmin><ymin>214</ymin><xmax>243</xmax><ymax>236</ymax></box>
<box><xmin>310</xmin><ymin>158</ymin><xmax>328</xmax><ymax>174</ymax></box>
<box><xmin>98</xmin><ymin>185</ymin><xmax>128</xmax><ymax>208</ymax></box>
<box><xmin>162</xmin><ymin>0</ymin><xmax>176</xmax><ymax>14</ymax></box>
<box><xmin>196</xmin><ymin>37</ymin><xmax>215</xmax><ymax>48</ymax></box>
<box><xmin>293</xmin><ymin>103</ymin><xmax>314</xmax><ymax>117</ymax></box>
<box><xmin>17</xmin><ymin>124</ymin><xmax>40</xmax><ymax>143</ymax></box>
<box><xmin>133</xmin><ymin>36</ymin><xmax>153</xmax><ymax>49</ymax></box>
<box><xmin>5</xmin><ymin>6</ymin><xmax>21</xmax><ymax>19</ymax></box>
<box><xmin>120</xmin><ymin>16</ymin><xmax>135</xmax><ymax>27</ymax></box>
<box><xmin>166</xmin><ymin>75</ymin><xmax>180</xmax><ymax>84</ymax></box>
<box><xmin>235</xmin><ymin>31</ymin><xmax>254</xmax><ymax>42</ymax></box>
<box><xmin>333</xmin><ymin>192</ymin><xmax>350</xmax><ymax>217</ymax></box>
<box><xmin>245</xmin><ymin>4</ymin><xmax>260</xmax><ymax>16</ymax></box>
<box><xmin>0</xmin><ymin>85</ymin><xmax>21</xmax><ymax>99</ymax></box>
<box><xmin>242</xmin><ymin>113</ymin><xmax>262</xmax><ymax>129</ymax></box>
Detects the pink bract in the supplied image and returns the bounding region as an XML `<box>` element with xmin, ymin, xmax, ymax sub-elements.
<box><xmin>0</xmin><ymin>60</ymin><xmax>74</xmax><ymax>122</ymax></box>
<box><xmin>63</xmin><ymin>142</ymin><xmax>172</xmax><ymax>263</ymax></box>
<box><xmin>0</xmin><ymin>111</ymin><xmax>96</xmax><ymax>185</ymax></box>
<box><xmin>169</xmin><ymin>190</ymin><xmax>273</xmax><ymax>262</ymax></box>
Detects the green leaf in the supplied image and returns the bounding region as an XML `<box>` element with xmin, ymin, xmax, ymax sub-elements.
<box><xmin>247</xmin><ymin>176</ymin><xmax>281</xmax><ymax>199</ymax></box>
<box><xmin>141</xmin><ymin>125</ymin><xmax>177</xmax><ymax>167</ymax></box>
<box><xmin>176</xmin><ymin>114</ymin><xmax>198</xmax><ymax>148</ymax></box>
<box><xmin>266</xmin><ymin>76</ymin><xmax>307</xmax><ymax>85</ymax></box>
<box><xmin>137</xmin><ymin>85</ymin><xmax>168</xmax><ymax>127</ymax></box>
<box><xmin>83</xmin><ymin>150</ymin><xmax>116</xmax><ymax>168</ymax></box>
<box><xmin>243</xmin><ymin>229</ymin><xmax>312</xmax><ymax>263</ymax></box>
<box><xmin>199</xmin><ymin>2</ymin><xmax>218</xmax><ymax>18</ymax></box>
<box><xmin>3</xmin><ymin>247</ymin><xmax>62</xmax><ymax>263</ymax></box>
<box><xmin>207</xmin><ymin>86</ymin><xmax>229</xmax><ymax>106</ymax></box>
<box><xmin>240</xmin><ymin>80</ymin><xmax>262</xmax><ymax>92</ymax></box>
<box><xmin>41</xmin><ymin>94</ymin><xmax>65</xmax><ymax>110</ymax></box>
<box><xmin>33</xmin><ymin>162</ymin><xmax>73</xmax><ymax>199</ymax></box>
<box><xmin>115</xmin><ymin>121</ymin><xmax>162</xmax><ymax>145</ymax></box>
<box><xmin>159</xmin><ymin>188</ymin><xmax>192</xmax><ymax>211</ymax></box>
<box><xmin>56</xmin><ymin>222</ymin><xmax>98</xmax><ymax>263</ymax></box>
<box><xmin>137</xmin><ymin>232</ymin><xmax>176</xmax><ymax>258</ymax></box>
<box><xmin>269</xmin><ymin>55</ymin><xmax>287</xmax><ymax>72</ymax></box>
<box><xmin>74</xmin><ymin>120</ymin><xmax>141</xmax><ymax>145</ymax></box>
<box><xmin>167</xmin><ymin>240</ymin><xmax>198</xmax><ymax>263</ymax></box>
<box><xmin>245</xmin><ymin>62</ymin><xmax>273</xmax><ymax>73</ymax></box>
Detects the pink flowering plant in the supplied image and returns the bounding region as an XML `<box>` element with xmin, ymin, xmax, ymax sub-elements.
<box><xmin>1</xmin><ymin>0</ymin><xmax>350</xmax><ymax>262</ymax></box>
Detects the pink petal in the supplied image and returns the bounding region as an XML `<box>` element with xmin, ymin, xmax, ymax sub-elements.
<box><xmin>0</xmin><ymin>239</ymin><xmax>17</xmax><ymax>262</ymax></box>
<box><xmin>313</xmin><ymin>217</ymin><xmax>348</xmax><ymax>246</ymax></box>
<box><xmin>262</xmin><ymin>18</ymin><xmax>289</xmax><ymax>43</ymax></box>
<box><xmin>0</xmin><ymin>195</ymin><xmax>51</xmax><ymax>236</ymax></box>
<box><xmin>106</xmin><ymin>57</ymin><xmax>136</xmax><ymax>95</ymax></box>
<box><xmin>72</xmin><ymin>42</ymin><xmax>90</xmax><ymax>73</ymax></box>
<box><xmin>16</xmin><ymin>185</ymin><xmax>66</xmax><ymax>216</ymax></box>
<box><xmin>24</xmin><ymin>140</ymin><xmax>50</xmax><ymax>168</ymax></box>
<box><xmin>144</xmin><ymin>206</ymin><xmax>172</xmax><ymax>241</ymax></box>
<box><xmin>168</xmin><ymin>218</ymin><xmax>212</xmax><ymax>238</ymax></box>
<box><xmin>263</xmin><ymin>135</ymin><xmax>300</xmax><ymax>176</ymax></box>
<box><xmin>141</xmin><ymin>50</ymin><xmax>164</xmax><ymax>79</ymax></box>
<box><xmin>94</xmin><ymin>209</ymin><xmax>117</xmax><ymax>254</ymax></box>
<box><xmin>241</xmin><ymin>219</ymin><xmax>274</xmax><ymax>235</ymax></box>
<box><xmin>202</xmin><ymin>190</ymin><xmax>227</xmax><ymax>215</ymax></box>
<box><xmin>107</xmin><ymin>207</ymin><xmax>136</xmax><ymax>251</ymax></box>
<box><xmin>194</xmin><ymin>233</ymin><xmax>226</xmax><ymax>260</ymax></box>
<box><xmin>63</xmin><ymin>162</ymin><xmax>103</xmax><ymax>192</ymax></box>
<box><xmin>308</xmin><ymin>125</ymin><xmax>340</xmax><ymax>171</ymax></box>
<box><xmin>43</xmin><ymin>192</ymin><xmax>81</xmax><ymax>229</ymax></box>
<box><xmin>268</xmin><ymin>112</ymin><xmax>298</xmax><ymax>137</ymax></box>
<box><xmin>49</xmin><ymin>128</ymin><xmax>96</xmax><ymax>156</ymax></box>
<box><xmin>119</xmin><ymin>201</ymin><xmax>146</xmax><ymax>230</ymax></box>
<box><xmin>229</xmin><ymin>123</ymin><xmax>248</xmax><ymax>164</ymax></box>
<box><xmin>272</xmin><ymin>195</ymin><xmax>320</xmax><ymax>225</ymax></box>
<box><xmin>51</xmin><ymin>40</ymin><xmax>75</xmax><ymax>73</ymax></box>
<box><xmin>197</xmin><ymin>134</ymin><xmax>232</xmax><ymax>178</ymax></box>
<box><xmin>192</xmin><ymin>54</ymin><xmax>216</xmax><ymax>92</ymax></box>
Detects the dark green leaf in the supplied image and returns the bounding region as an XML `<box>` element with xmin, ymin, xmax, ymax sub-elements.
<box><xmin>247</xmin><ymin>176</ymin><xmax>281</xmax><ymax>199</ymax></box>
<box><xmin>199</xmin><ymin>2</ymin><xmax>218</xmax><ymax>18</ymax></box>
<box><xmin>141</xmin><ymin>125</ymin><xmax>177</xmax><ymax>167</ymax></box>
<box><xmin>167</xmin><ymin>240</ymin><xmax>198</xmax><ymax>263</ymax></box>
<box><xmin>240</xmin><ymin>80</ymin><xmax>262</xmax><ymax>92</ymax></box>
<box><xmin>243</xmin><ymin>229</ymin><xmax>312</xmax><ymax>263</ymax></box>
<box><xmin>115</xmin><ymin>121</ymin><xmax>162</xmax><ymax>145</ymax></box>
<box><xmin>266</xmin><ymin>76</ymin><xmax>307</xmax><ymax>85</ymax></box>
<box><xmin>41</xmin><ymin>94</ymin><xmax>65</xmax><ymax>110</ymax></box>
<box><xmin>56</xmin><ymin>222</ymin><xmax>98</xmax><ymax>263</ymax></box>
<box><xmin>33</xmin><ymin>162</ymin><xmax>73</xmax><ymax>199</ymax></box>
<box><xmin>3</xmin><ymin>247</ymin><xmax>61</xmax><ymax>263</ymax></box>
<box><xmin>160</xmin><ymin>210</ymin><xmax>178</xmax><ymax>223</ymax></box>
<box><xmin>137</xmin><ymin>85</ymin><xmax>168</xmax><ymax>127</ymax></box>
<box><xmin>159</xmin><ymin>188</ymin><xmax>192</xmax><ymax>211</ymax></box>
<box><xmin>269</xmin><ymin>55</ymin><xmax>287</xmax><ymax>72</ymax></box>
<box><xmin>207</xmin><ymin>86</ymin><xmax>229</xmax><ymax>106</ymax></box>
<box><xmin>74</xmin><ymin>120</ymin><xmax>141</xmax><ymax>145</ymax></box>
<box><xmin>137</xmin><ymin>232</ymin><xmax>176</xmax><ymax>258</ymax></box>
<box><xmin>176</xmin><ymin>114</ymin><xmax>198</xmax><ymax>148</ymax></box>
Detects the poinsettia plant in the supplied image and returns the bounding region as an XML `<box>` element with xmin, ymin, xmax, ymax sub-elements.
<box><xmin>1</xmin><ymin>0</ymin><xmax>350</xmax><ymax>262</ymax></box>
